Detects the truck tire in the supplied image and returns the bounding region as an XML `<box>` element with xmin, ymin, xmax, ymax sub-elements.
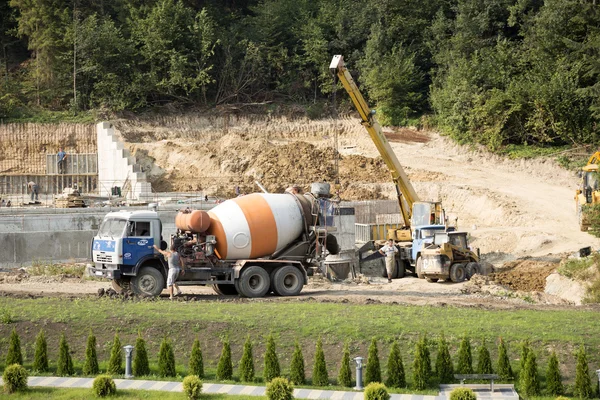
<box><xmin>212</xmin><ymin>284</ymin><xmax>238</xmax><ymax>296</ymax></box>
<box><xmin>465</xmin><ymin>262</ymin><xmax>480</xmax><ymax>280</ymax></box>
<box><xmin>395</xmin><ymin>260</ymin><xmax>406</xmax><ymax>279</ymax></box>
<box><xmin>131</xmin><ymin>267</ymin><xmax>165</xmax><ymax>297</ymax></box>
<box><xmin>416</xmin><ymin>257</ymin><xmax>424</xmax><ymax>279</ymax></box>
<box><xmin>272</xmin><ymin>265</ymin><xmax>304</xmax><ymax>296</ymax></box>
<box><xmin>450</xmin><ymin>263</ymin><xmax>466</xmax><ymax>283</ymax></box>
<box><xmin>111</xmin><ymin>278</ymin><xmax>131</xmax><ymax>293</ymax></box>
<box><xmin>236</xmin><ymin>266</ymin><xmax>271</xmax><ymax>298</ymax></box>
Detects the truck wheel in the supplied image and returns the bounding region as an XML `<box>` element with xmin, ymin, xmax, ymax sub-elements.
<box><xmin>213</xmin><ymin>284</ymin><xmax>238</xmax><ymax>296</ymax></box>
<box><xmin>237</xmin><ymin>266</ymin><xmax>270</xmax><ymax>298</ymax></box>
<box><xmin>272</xmin><ymin>266</ymin><xmax>304</xmax><ymax>296</ymax></box>
<box><xmin>270</xmin><ymin>267</ymin><xmax>281</xmax><ymax>294</ymax></box>
<box><xmin>416</xmin><ymin>257</ymin><xmax>424</xmax><ymax>279</ymax></box>
<box><xmin>111</xmin><ymin>278</ymin><xmax>131</xmax><ymax>293</ymax></box>
<box><xmin>426</xmin><ymin>277</ymin><xmax>439</xmax><ymax>283</ymax></box>
<box><xmin>450</xmin><ymin>263</ymin><xmax>466</xmax><ymax>283</ymax></box>
<box><xmin>131</xmin><ymin>267</ymin><xmax>165</xmax><ymax>297</ymax></box>
<box><xmin>465</xmin><ymin>262</ymin><xmax>480</xmax><ymax>280</ymax></box>
<box><xmin>395</xmin><ymin>260</ymin><xmax>406</xmax><ymax>279</ymax></box>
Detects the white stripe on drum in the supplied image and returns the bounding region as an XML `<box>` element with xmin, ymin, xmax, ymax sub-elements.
<box><xmin>262</xmin><ymin>194</ymin><xmax>303</xmax><ymax>251</ymax></box>
<box><xmin>210</xmin><ymin>200</ymin><xmax>252</xmax><ymax>259</ymax></box>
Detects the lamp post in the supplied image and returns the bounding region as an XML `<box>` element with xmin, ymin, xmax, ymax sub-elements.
<box><xmin>354</xmin><ymin>356</ymin><xmax>364</xmax><ymax>390</ymax></box>
<box><xmin>123</xmin><ymin>345</ymin><xmax>135</xmax><ymax>378</ymax></box>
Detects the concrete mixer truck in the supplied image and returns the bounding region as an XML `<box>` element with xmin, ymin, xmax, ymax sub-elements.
<box><xmin>89</xmin><ymin>186</ymin><xmax>339</xmax><ymax>298</ymax></box>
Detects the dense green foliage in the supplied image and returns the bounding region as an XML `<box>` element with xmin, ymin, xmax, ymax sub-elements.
<box><xmin>386</xmin><ymin>341</ymin><xmax>405</xmax><ymax>388</ymax></box>
<box><xmin>92</xmin><ymin>375</ymin><xmax>116</xmax><ymax>397</ymax></box>
<box><xmin>2</xmin><ymin>0</ymin><xmax>598</xmax><ymax>146</ymax></box>
<box><xmin>546</xmin><ymin>351</ymin><xmax>563</xmax><ymax>396</ymax></box>
<box><xmin>263</xmin><ymin>334</ymin><xmax>281</xmax><ymax>383</ymax></box>
<box><xmin>497</xmin><ymin>338</ymin><xmax>514</xmax><ymax>380</ymax></box>
<box><xmin>520</xmin><ymin>350</ymin><xmax>540</xmax><ymax>396</ymax></box>
<box><xmin>107</xmin><ymin>333</ymin><xmax>123</xmax><ymax>375</ymax></box>
<box><xmin>312</xmin><ymin>337</ymin><xmax>329</xmax><ymax>386</ymax></box>
<box><xmin>449</xmin><ymin>388</ymin><xmax>477</xmax><ymax>400</ymax></box>
<box><xmin>216</xmin><ymin>339</ymin><xmax>233</xmax><ymax>381</ymax></box>
<box><xmin>289</xmin><ymin>340</ymin><xmax>305</xmax><ymax>386</ymax></box>
<box><xmin>158</xmin><ymin>337</ymin><xmax>176</xmax><ymax>377</ymax></box>
<box><xmin>365</xmin><ymin>338</ymin><xmax>381</xmax><ymax>385</ymax></box>
<box><xmin>238</xmin><ymin>336</ymin><xmax>255</xmax><ymax>383</ymax></box>
<box><xmin>2</xmin><ymin>364</ymin><xmax>28</xmax><ymax>393</ymax></box>
<box><xmin>265</xmin><ymin>377</ymin><xmax>294</xmax><ymax>400</ymax></box>
<box><xmin>456</xmin><ymin>337</ymin><xmax>473</xmax><ymax>374</ymax></box>
<box><xmin>364</xmin><ymin>382</ymin><xmax>390</xmax><ymax>400</ymax></box>
<box><xmin>32</xmin><ymin>330</ymin><xmax>48</xmax><ymax>373</ymax></box>
<box><xmin>435</xmin><ymin>335</ymin><xmax>454</xmax><ymax>384</ymax></box>
<box><xmin>476</xmin><ymin>339</ymin><xmax>493</xmax><ymax>374</ymax></box>
<box><xmin>133</xmin><ymin>333</ymin><xmax>150</xmax><ymax>377</ymax></box>
<box><xmin>82</xmin><ymin>331</ymin><xmax>99</xmax><ymax>376</ymax></box>
<box><xmin>182</xmin><ymin>375</ymin><xmax>203</xmax><ymax>400</ymax></box>
<box><xmin>6</xmin><ymin>328</ymin><xmax>22</xmax><ymax>366</ymax></box>
<box><xmin>412</xmin><ymin>336</ymin><xmax>430</xmax><ymax>390</ymax></box>
<box><xmin>337</xmin><ymin>342</ymin><xmax>352</xmax><ymax>388</ymax></box>
<box><xmin>57</xmin><ymin>333</ymin><xmax>74</xmax><ymax>376</ymax></box>
<box><xmin>575</xmin><ymin>345</ymin><xmax>593</xmax><ymax>399</ymax></box>
<box><xmin>188</xmin><ymin>338</ymin><xmax>204</xmax><ymax>378</ymax></box>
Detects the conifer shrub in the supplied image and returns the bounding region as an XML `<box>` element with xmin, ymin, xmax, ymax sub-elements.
<box><xmin>263</xmin><ymin>334</ymin><xmax>281</xmax><ymax>382</ymax></box>
<box><xmin>422</xmin><ymin>336</ymin><xmax>432</xmax><ymax>377</ymax></box>
<box><xmin>312</xmin><ymin>337</ymin><xmax>329</xmax><ymax>386</ymax></box>
<box><xmin>239</xmin><ymin>336</ymin><xmax>255</xmax><ymax>383</ymax></box>
<box><xmin>189</xmin><ymin>338</ymin><xmax>204</xmax><ymax>378</ymax></box>
<box><xmin>158</xmin><ymin>337</ymin><xmax>176</xmax><ymax>377</ymax></box>
<box><xmin>449</xmin><ymin>387</ymin><xmax>477</xmax><ymax>400</ymax></box>
<box><xmin>216</xmin><ymin>338</ymin><xmax>233</xmax><ymax>380</ymax></box>
<box><xmin>546</xmin><ymin>351</ymin><xmax>563</xmax><ymax>396</ymax></box>
<box><xmin>107</xmin><ymin>333</ymin><xmax>123</xmax><ymax>375</ymax></box>
<box><xmin>519</xmin><ymin>340</ymin><xmax>530</xmax><ymax>379</ymax></box>
<box><xmin>266</xmin><ymin>377</ymin><xmax>294</xmax><ymax>400</ymax></box>
<box><xmin>435</xmin><ymin>335</ymin><xmax>453</xmax><ymax>384</ymax></box>
<box><xmin>520</xmin><ymin>350</ymin><xmax>540</xmax><ymax>396</ymax></box>
<box><xmin>2</xmin><ymin>364</ymin><xmax>28</xmax><ymax>393</ymax></box>
<box><xmin>413</xmin><ymin>336</ymin><xmax>430</xmax><ymax>390</ymax></box>
<box><xmin>338</xmin><ymin>342</ymin><xmax>352</xmax><ymax>387</ymax></box>
<box><xmin>33</xmin><ymin>329</ymin><xmax>48</xmax><ymax>373</ymax></box>
<box><xmin>386</xmin><ymin>340</ymin><xmax>405</xmax><ymax>388</ymax></box>
<box><xmin>289</xmin><ymin>340</ymin><xmax>305</xmax><ymax>385</ymax></box>
<box><xmin>6</xmin><ymin>328</ymin><xmax>22</xmax><ymax>366</ymax></box>
<box><xmin>182</xmin><ymin>375</ymin><xmax>203</xmax><ymax>400</ymax></box>
<box><xmin>83</xmin><ymin>331</ymin><xmax>99</xmax><ymax>376</ymax></box>
<box><xmin>133</xmin><ymin>332</ymin><xmax>150</xmax><ymax>377</ymax></box>
<box><xmin>92</xmin><ymin>375</ymin><xmax>116</xmax><ymax>397</ymax></box>
<box><xmin>364</xmin><ymin>382</ymin><xmax>390</xmax><ymax>400</ymax></box>
<box><xmin>365</xmin><ymin>338</ymin><xmax>381</xmax><ymax>385</ymax></box>
<box><xmin>57</xmin><ymin>333</ymin><xmax>74</xmax><ymax>376</ymax></box>
<box><xmin>476</xmin><ymin>339</ymin><xmax>493</xmax><ymax>374</ymax></box>
<box><xmin>496</xmin><ymin>337</ymin><xmax>514</xmax><ymax>380</ymax></box>
<box><xmin>574</xmin><ymin>345</ymin><xmax>593</xmax><ymax>399</ymax></box>
<box><xmin>456</xmin><ymin>336</ymin><xmax>473</xmax><ymax>374</ymax></box>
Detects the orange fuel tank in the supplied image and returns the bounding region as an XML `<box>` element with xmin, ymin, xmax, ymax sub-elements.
<box><xmin>175</xmin><ymin>210</ymin><xmax>211</xmax><ymax>233</ymax></box>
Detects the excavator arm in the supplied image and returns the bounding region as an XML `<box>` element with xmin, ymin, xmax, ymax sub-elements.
<box><xmin>329</xmin><ymin>55</ymin><xmax>419</xmax><ymax>226</ymax></box>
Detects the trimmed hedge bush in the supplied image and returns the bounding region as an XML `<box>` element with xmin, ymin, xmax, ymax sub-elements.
<box><xmin>216</xmin><ymin>338</ymin><xmax>233</xmax><ymax>381</ymax></box>
<box><xmin>189</xmin><ymin>338</ymin><xmax>204</xmax><ymax>378</ymax></box>
<box><xmin>365</xmin><ymin>338</ymin><xmax>381</xmax><ymax>385</ymax></box>
<box><xmin>496</xmin><ymin>337</ymin><xmax>514</xmax><ymax>380</ymax></box>
<box><xmin>158</xmin><ymin>337</ymin><xmax>177</xmax><ymax>378</ymax></box>
<box><xmin>289</xmin><ymin>340</ymin><xmax>305</xmax><ymax>385</ymax></box>
<box><xmin>239</xmin><ymin>336</ymin><xmax>255</xmax><ymax>383</ymax></box>
<box><xmin>386</xmin><ymin>340</ymin><xmax>405</xmax><ymax>388</ymax></box>
<box><xmin>92</xmin><ymin>375</ymin><xmax>116</xmax><ymax>397</ymax></box>
<box><xmin>183</xmin><ymin>375</ymin><xmax>203</xmax><ymax>400</ymax></box>
<box><xmin>574</xmin><ymin>345</ymin><xmax>593</xmax><ymax>399</ymax></box>
<box><xmin>546</xmin><ymin>351</ymin><xmax>563</xmax><ymax>396</ymax></box>
<box><xmin>133</xmin><ymin>333</ymin><xmax>150</xmax><ymax>377</ymax></box>
<box><xmin>107</xmin><ymin>333</ymin><xmax>123</xmax><ymax>375</ymax></box>
<box><xmin>6</xmin><ymin>328</ymin><xmax>22</xmax><ymax>366</ymax></box>
<box><xmin>435</xmin><ymin>335</ymin><xmax>453</xmax><ymax>384</ymax></box>
<box><xmin>476</xmin><ymin>339</ymin><xmax>493</xmax><ymax>374</ymax></box>
<box><xmin>449</xmin><ymin>387</ymin><xmax>477</xmax><ymax>400</ymax></box>
<box><xmin>364</xmin><ymin>382</ymin><xmax>390</xmax><ymax>400</ymax></box>
<box><xmin>456</xmin><ymin>336</ymin><xmax>473</xmax><ymax>374</ymax></box>
<box><xmin>266</xmin><ymin>377</ymin><xmax>294</xmax><ymax>400</ymax></box>
<box><xmin>413</xmin><ymin>336</ymin><xmax>429</xmax><ymax>390</ymax></box>
<box><xmin>83</xmin><ymin>331</ymin><xmax>99</xmax><ymax>376</ymax></box>
<box><xmin>2</xmin><ymin>364</ymin><xmax>28</xmax><ymax>394</ymax></box>
<box><xmin>57</xmin><ymin>333</ymin><xmax>74</xmax><ymax>376</ymax></box>
<box><xmin>33</xmin><ymin>329</ymin><xmax>48</xmax><ymax>373</ymax></box>
<box><xmin>312</xmin><ymin>337</ymin><xmax>328</xmax><ymax>386</ymax></box>
<box><xmin>338</xmin><ymin>342</ymin><xmax>352</xmax><ymax>387</ymax></box>
<box><xmin>520</xmin><ymin>350</ymin><xmax>540</xmax><ymax>396</ymax></box>
<box><xmin>263</xmin><ymin>334</ymin><xmax>281</xmax><ymax>382</ymax></box>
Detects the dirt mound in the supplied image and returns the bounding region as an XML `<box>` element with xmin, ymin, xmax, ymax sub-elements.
<box><xmin>491</xmin><ymin>258</ymin><xmax>560</xmax><ymax>292</ymax></box>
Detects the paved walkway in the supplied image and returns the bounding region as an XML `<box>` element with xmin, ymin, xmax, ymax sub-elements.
<box><xmin>0</xmin><ymin>376</ymin><xmax>517</xmax><ymax>399</ymax></box>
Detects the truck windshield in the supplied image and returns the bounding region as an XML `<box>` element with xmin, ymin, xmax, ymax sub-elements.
<box><xmin>420</xmin><ymin>228</ymin><xmax>444</xmax><ymax>239</ymax></box>
<box><xmin>98</xmin><ymin>218</ymin><xmax>126</xmax><ymax>237</ymax></box>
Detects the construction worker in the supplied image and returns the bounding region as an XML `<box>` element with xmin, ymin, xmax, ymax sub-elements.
<box><xmin>57</xmin><ymin>147</ymin><xmax>67</xmax><ymax>174</ymax></box>
<box><xmin>379</xmin><ymin>239</ymin><xmax>398</xmax><ymax>283</ymax></box>
<box><xmin>28</xmin><ymin>181</ymin><xmax>39</xmax><ymax>202</ymax></box>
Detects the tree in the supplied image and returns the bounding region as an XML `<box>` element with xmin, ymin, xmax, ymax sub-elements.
<box><xmin>365</xmin><ymin>338</ymin><xmax>381</xmax><ymax>385</ymax></box>
<box><xmin>435</xmin><ymin>335</ymin><xmax>453</xmax><ymax>383</ymax></box>
<box><xmin>386</xmin><ymin>340</ymin><xmax>405</xmax><ymax>388</ymax></box>
<box><xmin>312</xmin><ymin>337</ymin><xmax>329</xmax><ymax>386</ymax></box>
<box><xmin>574</xmin><ymin>345</ymin><xmax>593</xmax><ymax>399</ymax></box>
<box><xmin>133</xmin><ymin>332</ymin><xmax>150</xmax><ymax>377</ymax></box>
<box><xmin>6</xmin><ymin>328</ymin><xmax>22</xmax><ymax>366</ymax></box>
<box><xmin>519</xmin><ymin>340</ymin><xmax>530</xmax><ymax>379</ymax></box>
<box><xmin>189</xmin><ymin>338</ymin><xmax>204</xmax><ymax>378</ymax></box>
<box><xmin>476</xmin><ymin>339</ymin><xmax>493</xmax><ymax>374</ymax></box>
<box><xmin>216</xmin><ymin>338</ymin><xmax>233</xmax><ymax>381</ymax></box>
<box><xmin>546</xmin><ymin>351</ymin><xmax>563</xmax><ymax>396</ymax></box>
<box><xmin>456</xmin><ymin>336</ymin><xmax>473</xmax><ymax>374</ymax></box>
<box><xmin>239</xmin><ymin>336</ymin><xmax>255</xmax><ymax>383</ymax></box>
<box><xmin>289</xmin><ymin>340</ymin><xmax>305</xmax><ymax>385</ymax></box>
<box><xmin>263</xmin><ymin>334</ymin><xmax>280</xmax><ymax>382</ymax></box>
<box><xmin>107</xmin><ymin>333</ymin><xmax>123</xmax><ymax>375</ymax></box>
<box><xmin>496</xmin><ymin>337</ymin><xmax>514</xmax><ymax>380</ymax></box>
<box><xmin>413</xmin><ymin>336</ymin><xmax>430</xmax><ymax>390</ymax></box>
<box><xmin>338</xmin><ymin>342</ymin><xmax>352</xmax><ymax>387</ymax></box>
<box><xmin>57</xmin><ymin>333</ymin><xmax>74</xmax><ymax>376</ymax></box>
<box><xmin>33</xmin><ymin>329</ymin><xmax>48</xmax><ymax>372</ymax></box>
<box><xmin>158</xmin><ymin>337</ymin><xmax>176</xmax><ymax>377</ymax></box>
<box><xmin>83</xmin><ymin>331</ymin><xmax>99</xmax><ymax>375</ymax></box>
<box><xmin>520</xmin><ymin>350</ymin><xmax>540</xmax><ymax>396</ymax></box>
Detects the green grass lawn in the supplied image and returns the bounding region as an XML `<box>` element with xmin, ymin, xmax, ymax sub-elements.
<box><xmin>0</xmin><ymin>387</ymin><xmax>266</xmax><ymax>399</ymax></box>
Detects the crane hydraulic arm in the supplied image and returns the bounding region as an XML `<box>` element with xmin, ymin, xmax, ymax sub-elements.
<box><xmin>329</xmin><ymin>54</ymin><xmax>419</xmax><ymax>227</ymax></box>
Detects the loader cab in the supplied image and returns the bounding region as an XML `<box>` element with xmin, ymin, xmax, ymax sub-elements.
<box><xmin>448</xmin><ymin>232</ymin><xmax>469</xmax><ymax>249</ymax></box>
<box><xmin>411</xmin><ymin>225</ymin><xmax>455</xmax><ymax>263</ymax></box>
<box><xmin>580</xmin><ymin>165</ymin><xmax>598</xmax><ymax>204</ymax></box>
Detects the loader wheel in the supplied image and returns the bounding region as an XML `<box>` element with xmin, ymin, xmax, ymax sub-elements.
<box><xmin>111</xmin><ymin>278</ymin><xmax>131</xmax><ymax>293</ymax></box>
<box><xmin>426</xmin><ymin>277</ymin><xmax>439</xmax><ymax>283</ymax></box>
<box><xmin>272</xmin><ymin>265</ymin><xmax>304</xmax><ymax>297</ymax></box>
<box><xmin>212</xmin><ymin>284</ymin><xmax>238</xmax><ymax>296</ymax></box>
<box><xmin>132</xmin><ymin>267</ymin><xmax>165</xmax><ymax>297</ymax></box>
<box><xmin>465</xmin><ymin>262</ymin><xmax>480</xmax><ymax>280</ymax></box>
<box><xmin>450</xmin><ymin>263</ymin><xmax>466</xmax><ymax>283</ymax></box>
<box><xmin>416</xmin><ymin>257</ymin><xmax>424</xmax><ymax>279</ymax></box>
<box><xmin>236</xmin><ymin>266</ymin><xmax>271</xmax><ymax>298</ymax></box>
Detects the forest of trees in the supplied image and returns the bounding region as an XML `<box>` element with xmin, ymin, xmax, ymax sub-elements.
<box><xmin>1</xmin><ymin>0</ymin><xmax>599</xmax><ymax>149</ymax></box>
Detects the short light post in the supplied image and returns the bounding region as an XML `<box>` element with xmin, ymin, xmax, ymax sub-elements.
<box><xmin>354</xmin><ymin>356</ymin><xmax>364</xmax><ymax>390</ymax></box>
<box><xmin>123</xmin><ymin>345</ymin><xmax>135</xmax><ymax>378</ymax></box>
<box><xmin>595</xmin><ymin>369</ymin><xmax>600</xmax><ymax>393</ymax></box>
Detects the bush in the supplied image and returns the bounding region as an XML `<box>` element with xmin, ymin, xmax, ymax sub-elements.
<box><xmin>107</xmin><ymin>333</ymin><xmax>123</xmax><ymax>375</ymax></box>
<box><xmin>239</xmin><ymin>336</ymin><xmax>255</xmax><ymax>383</ymax></box>
<box><xmin>456</xmin><ymin>336</ymin><xmax>473</xmax><ymax>374</ymax></box>
<box><xmin>476</xmin><ymin>339</ymin><xmax>493</xmax><ymax>374</ymax></box>
<box><xmin>435</xmin><ymin>335</ymin><xmax>453</xmax><ymax>384</ymax></box>
<box><xmin>365</xmin><ymin>338</ymin><xmax>381</xmax><ymax>385</ymax></box>
<box><xmin>6</xmin><ymin>328</ymin><xmax>22</xmax><ymax>366</ymax></box>
<box><xmin>364</xmin><ymin>382</ymin><xmax>390</xmax><ymax>400</ymax></box>
<box><xmin>386</xmin><ymin>340</ymin><xmax>405</xmax><ymax>388</ymax></box>
<box><xmin>182</xmin><ymin>375</ymin><xmax>203</xmax><ymax>400</ymax></box>
<box><xmin>216</xmin><ymin>338</ymin><xmax>233</xmax><ymax>381</ymax></box>
<box><xmin>57</xmin><ymin>333</ymin><xmax>74</xmax><ymax>376</ymax></box>
<box><xmin>289</xmin><ymin>340</ymin><xmax>305</xmax><ymax>385</ymax></box>
<box><xmin>546</xmin><ymin>351</ymin><xmax>563</xmax><ymax>396</ymax></box>
<box><xmin>189</xmin><ymin>338</ymin><xmax>204</xmax><ymax>378</ymax></box>
<box><xmin>33</xmin><ymin>329</ymin><xmax>48</xmax><ymax>373</ymax></box>
<box><xmin>133</xmin><ymin>333</ymin><xmax>150</xmax><ymax>377</ymax></box>
<box><xmin>312</xmin><ymin>337</ymin><xmax>328</xmax><ymax>386</ymax></box>
<box><xmin>496</xmin><ymin>337</ymin><xmax>514</xmax><ymax>380</ymax></box>
<box><xmin>574</xmin><ymin>345</ymin><xmax>593</xmax><ymax>399</ymax></box>
<box><xmin>519</xmin><ymin>340</ymin><xmax>530</xmax><ymax>379</ymax></box>
<box><xmin>520</xmin><ymin>350</ymin><xmax>540</xmax><ymax>396</ymax></box>
<box><xmin>92</xmin><ymin>375</ymin><xmax>116</xmax><ymax>397</ymax></box>
<box><xmin>2</xmin><ymin>364</ymin><xmax>28</xmax><ymax>394</ymax></box>
<box><xmin>158</xmin><ymin>337</ymin><xmax>176</xmax><ymax>378</ymax></box>
<box><xmin>266</xmin><ymin>377</ymin><xmax>294</xmax><ymax>400</ymax></box>
<box><xmin>338</xmin><ymin>342</ymin><xmax>352</xmax><ymax>387</ymax></box>
<box><xmin>263</xmin><ymin>334</ymin><xmax>281</xmax><ymax>382</ymax></box>
<box><xmin>413</xmin><ymin>336</ymin><xmax>430</xmax><ymax>390</ymax></box>
<box><xmin>83</xmin><ymin>331</ymin><xmax>99</xmax><ymax>376</ymax></box>
<box><xmin>449</xmin><ymin>387</ymin><xmax>477</xmax><ymax>400</ymax></box>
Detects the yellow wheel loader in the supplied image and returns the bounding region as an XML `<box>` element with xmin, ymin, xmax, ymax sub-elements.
<box><xmin>575</xmin><ymin>151</ymin><xmax>600</xmax><ymax>231</ymax></box>
<box><xmin>419</xmin><ymin>232</ymin><xmax>481</xmax><ymax>283</ymax></box>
